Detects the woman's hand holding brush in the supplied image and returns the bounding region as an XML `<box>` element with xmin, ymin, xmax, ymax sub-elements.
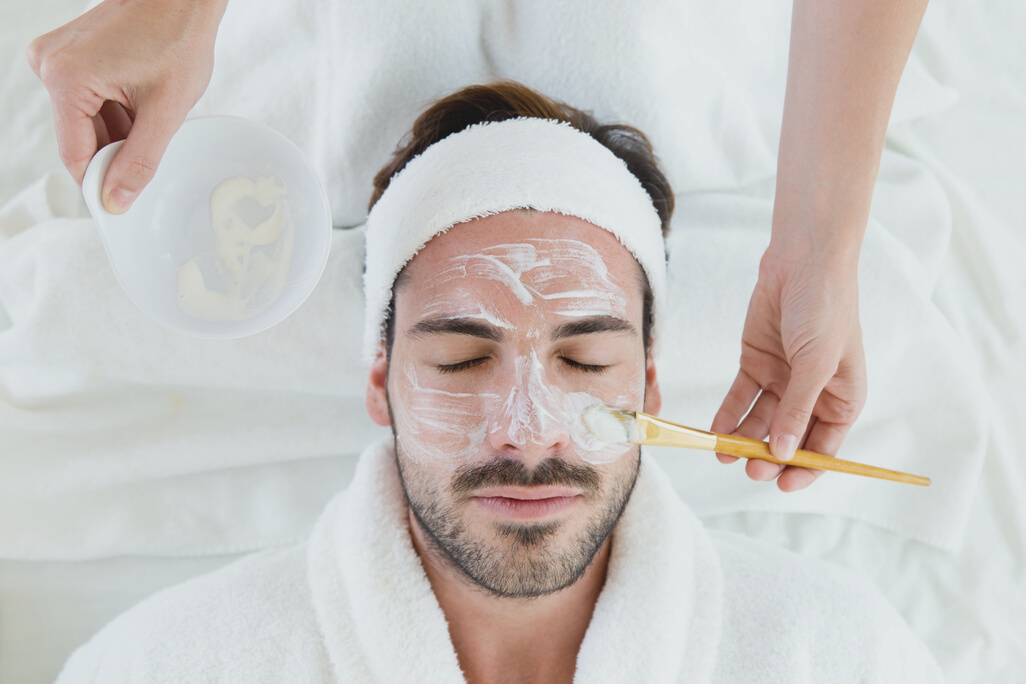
<box><xmin>719</xmin><ymin>0</ymin><xmax>929</xmax><ymax>493</ymax></box>
<box><xmin>712</xmin><ymin>246</ymin><xmax>868</xmax><ymax>493</ymax></box>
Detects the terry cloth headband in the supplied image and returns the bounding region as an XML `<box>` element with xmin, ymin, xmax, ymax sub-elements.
<box><xmin>362</xmin><ymin>116</ymin><xmax>667</xmax><ymax>363</ymax></box>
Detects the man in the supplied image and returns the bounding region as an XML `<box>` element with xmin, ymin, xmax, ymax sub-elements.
<box><xmin>57</xmin><ymin>83</ymin><xmax>941</xmax><ymax>683</ymax></box>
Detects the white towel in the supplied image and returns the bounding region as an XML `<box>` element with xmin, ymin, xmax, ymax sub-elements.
<box><xmin>55</xmin><ymin>439</ymin><xmax>943</xmax><ymax>683</ymax></box>
<box><xmin>0</xmin><ymin>0</ymin><xmax>982</xmax><ymax>561</ymax></box>
<box><xmin>361</xmin><ymin>117</ymin><xmax>668</xmax><ymax>363</ymax></box>
<box><xmin>193</xmin><ymin>0</ymin><xmax>956</xmax><ymax>229</ymax></box>
<box><xmin>0</xmin><ymin>145</ymin><xmax>987</xmax><ymax>559</ymax></box>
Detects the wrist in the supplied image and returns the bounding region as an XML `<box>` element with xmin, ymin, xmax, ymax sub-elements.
<box><xmin>762</xmin><ymin>231</ymin><xmax>860</xmax><ymax>282</ymax></box>
<box><xmin>765</xmin><ymin>231</ymin><xmax>861</xmax><ymax>273</ymax></box>
<box><xmin>148</xmin><ymin>0</ymin><xmax>228</xmax><ymax>25</ymax></box>
<box><xmin>767</xmin><ymin>195</ymin><xmax>866</xmax><ymax>276</ymax></box>
<box><xmin>771</xmin><ymin>138</ymin><xmax>877</xmax><ymax>276</ymax></box>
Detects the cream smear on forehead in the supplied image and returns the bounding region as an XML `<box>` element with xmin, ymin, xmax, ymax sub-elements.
<box><xmin>393</xmin><ymin>237</ymin><xmax>642</xmax><ymax>466</ymax></box>
<box><xmin>419</xmin><ymin>290</ymin><xmax>513</xmax><ymax>330</ymax></box>
<box><xmin>423</xmin><ymin>238</ymin><xmax>629</xmax><ymax>320</ymax></box>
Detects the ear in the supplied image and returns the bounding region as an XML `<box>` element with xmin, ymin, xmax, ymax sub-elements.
<box><xmin>642</xmin><ymin>350</ymin><xmax>662</xmax><ymax>416</ymax></box>
<box><xmin>365</xmin><ymin>347</ymin><xmax>392</xmax><ymax>427</ymax></box>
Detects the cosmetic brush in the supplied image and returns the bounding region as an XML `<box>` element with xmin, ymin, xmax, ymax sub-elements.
<box><xmin>580</xmin><ymin>406</ymin><xmax>931</xmax><ymax>487</ymax></box>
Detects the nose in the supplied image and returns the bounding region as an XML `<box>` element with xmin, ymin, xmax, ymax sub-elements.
<box><xmin>486</xmin><ymin>352</ymin><xmax>572</xmax><ymax>465</ymax></box>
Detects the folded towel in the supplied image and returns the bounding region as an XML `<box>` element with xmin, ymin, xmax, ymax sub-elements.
<box><xmin>55</xmin><ymin>439</ymin><xmax>943</xmax><ymax>683</ymax></box>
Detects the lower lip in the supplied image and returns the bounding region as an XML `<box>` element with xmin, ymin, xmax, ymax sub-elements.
<box><xmin>474</xmin><ymin>495</ymin><xmax>582</xmax><ymax>520</ymax></box>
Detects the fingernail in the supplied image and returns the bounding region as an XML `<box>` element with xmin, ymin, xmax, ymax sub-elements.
<box><xmin>775</xmin><ymin>434</ymin><xmax>798</xmax><ymax>462</ymax></box>
<box><xmin>105</xmin><ymin>187</ymin><xmax>137</xmax><ymax>215</ymax></box>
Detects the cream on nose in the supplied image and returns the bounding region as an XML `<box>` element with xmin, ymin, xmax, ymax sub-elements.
<box><xmin>487</xmin><ymin>352</ymin><xmax>570</xmax><ymax>456</ymax></box>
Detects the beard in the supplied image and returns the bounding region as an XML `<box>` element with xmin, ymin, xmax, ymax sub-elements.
<box><xmin>393</xmin><ymin>435</ymin><xmax>641</xmax><ymax>600</ymax></box>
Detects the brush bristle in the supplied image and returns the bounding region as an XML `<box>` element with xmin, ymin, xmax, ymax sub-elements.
<box><xmin>580</xmin><ymin>405</ymin><xmax>636</xmax><ymax>444</ymax></box>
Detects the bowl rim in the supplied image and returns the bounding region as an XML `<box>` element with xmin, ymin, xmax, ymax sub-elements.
<box><xmin>82</xmin><ymin>114</ymin><xmax>334</xmax><ymax>339</ymax></box>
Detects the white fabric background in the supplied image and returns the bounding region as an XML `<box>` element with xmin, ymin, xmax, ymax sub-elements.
<box><xmin>0</xmin><ymin>0</ymin><xmax>1023</xmax><ymax>682</ymax></box>
<box><xmin>0</xmin><ymin>0</ymin><xmax>981</xmax><ymax>560</ymax></box>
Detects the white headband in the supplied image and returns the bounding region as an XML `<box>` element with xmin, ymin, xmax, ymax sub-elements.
<box><xmin>362</xmin><ymin>117</ymin><xmax>667</xmax><ymax>363</ymax></box>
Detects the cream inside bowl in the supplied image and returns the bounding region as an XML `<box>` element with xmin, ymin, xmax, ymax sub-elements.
<box><xmin>81</xmin><ymin>115</ymin><xmax>332</xmax><ymax>339</ymax></box>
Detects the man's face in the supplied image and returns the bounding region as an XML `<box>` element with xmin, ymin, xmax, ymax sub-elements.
<box><xmin>366</xmin><ymin>210</ymin><xmax>660</xmax><ymax>599</ymax></box>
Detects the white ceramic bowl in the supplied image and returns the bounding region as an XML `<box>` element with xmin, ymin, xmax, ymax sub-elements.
<box><xmin>81</xmin><ymin>115</ymin><xmax>332</xmax><ymax>339</ymax></box>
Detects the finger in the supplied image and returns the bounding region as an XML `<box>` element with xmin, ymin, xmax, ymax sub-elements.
<box><xmin>777</xmin><ymin>466</ymin><xmax>825</xmax><ymax>492</ymax></box>
<box><xmin>798</xmin><ymin>414</ymin><xmax>817</xmax><ymax>450</ymax></box>
<box><xmin>712</xmin><ymin>369</ymin><xmax>761</xmax><ymax>464</ymax></box>
<box><xmin>718</xmin><ymin>391</ymin><xmax>777</xmax><ymax>466</ymax></box>
<box><xmin>800</xmin><ymin>413</ymin><xmax>850</xmax><ymax>458</ymax></box>
<box><xmin>806</xmin><ymin>359</ymin><xmax>867</xmax><ymax>438</ymax></box>
<box><xmin>777</xmin><ymin>358</ymin><xmax>864</xmax><ymax>492</ymax></box>
<box><xmin>717</xmin><ymin>390</ymin><xmax>773</xmax><ymax>464</ymax></box>
<box><xmin>746</xmin><ymin>454</ymin><xmax>786</xmax><ymax>481</ymax></box>
<box><xmin>769</xmin><ymin>360</ymin><xmax>833</xmax><ymax>463</ymax></box>
<box><xmin>776</xmin><ymin>365</ymin><xmax>865</xmax><ymax>489</ymax></box>
<box><xmin>98</xmin><ymin>100</ymin><xmax>134</xmax><ymax>142</ymax></box>
<box><xmin>52</xmin><ymin>99</ymin><xmax>99</xmax><ymax>186</ymax></box>
<box><xmin>750</xmin><ymin>401</ymin><xmax>822</xmax><ymax>484</ymax></box>
<box><xmin>101</xmin><ymin>103</ymin><xmax>184</xmax><ymax>214</ymax></box>
<box><xmin>732</xmin><ymin>391</ymin><xmax>785</xmax><ymax>479</ymax></box>
<box><xmin>92</xmin><ymin>112</ymin><xmax>111</xmax><ymax>150</ymax></box>
<box><xmin>735</xmin><ymin>390</ymin><xmax>778</xmax><ymax>442</ymax></box>
<box><xmin>776</xmin><ymin>414</ymin><xmax>846</xmax><ymax>491</ymax></box>
<box><xmin>771</xmin><ymin>416</ymin><xmax>820</xmax><ymax>490</ymax></box>
<box><xmin>26</xmin><ymin>35</ymin><xmax>45</xmax><ymax>77</ymax></box>
<box><xmin>712</xmin><ymin>368</ymin><xmax>761</xmax><ymax>433</ymax></box>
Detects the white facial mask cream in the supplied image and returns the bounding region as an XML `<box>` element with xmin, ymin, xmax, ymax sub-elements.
<box><xmin>391</xmin><ymin>357</ymin><xmax>640</xmax><ymax>467</ymax></box>
<box><xmin>392</xmin><ymin>237</ymin><xmax>644</xmax><ymax>466</ymax></box>
<box><xmin>423</xmin><ymin>239</ymin><xmax>629</xmax><ymax>320</ymax></box>
<box><xmin>176</xmin><ymin>174</ymin><xmax>294</xmax><ymax>322</ymax></box>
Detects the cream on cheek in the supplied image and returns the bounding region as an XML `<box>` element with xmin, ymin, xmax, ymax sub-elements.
<box><xmin>391</xmin><ymin>238</ymin><xmax>645</xmax><ymax>466</ymax></box>
<box><xmin>390</xmin><ymin>363</ymin><xmax>498</xmax><ymax>464</ymax></box>
<box><xmin>391</xmin><ymin>356</ymin><xmax>643</xmax><ymax>466</ymax></box>
<box><xmin>489</xmin><ymin>350</ymin><xmax>643</xmax><ymax>465</ymax></box>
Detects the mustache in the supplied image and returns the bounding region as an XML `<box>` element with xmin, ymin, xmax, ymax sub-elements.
<box><xmin>451</xmin><ymin>456</ymin><xmax>601</xmax><ymax>496</ymax></box>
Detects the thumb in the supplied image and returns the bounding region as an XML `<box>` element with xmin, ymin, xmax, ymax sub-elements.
<box><xmin>101</xmin><ymin>106</ymin><xmax>183</xmax><ymax>215</ymax></box>
<box><xmin>769</xmin><ymin>360</ymin><xmax>832</xmax><ymax>462</ymax></box>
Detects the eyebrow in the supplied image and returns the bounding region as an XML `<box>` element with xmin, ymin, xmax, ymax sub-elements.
<box><xmin>550</xmin><ymin>316</ymin><xmax>637</xmax><ymax>341</ymax></box>
<box><xmin>407</xmin><ymin>317</ymin><xmax>506</xmax><ymax>342</ymax></box>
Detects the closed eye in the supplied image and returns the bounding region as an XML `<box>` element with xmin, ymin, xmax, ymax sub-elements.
<box><xmin>560</xmin><ymin>357</ymin><xmax>609</xmax><ymax>373</ymax></box>
<box><xmin>436</xmin><ymin>358</ymin><xmax>489</xmax><ymax>374</ymax></box>
<box><xmin>437</xmin><ymin>357</ymin><xmax>609</xmax><ymax>374</ymax></box>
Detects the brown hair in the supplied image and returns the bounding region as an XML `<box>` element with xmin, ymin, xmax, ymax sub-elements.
<box><xmin>375</xmin><ymin>80</ymin><xmax>672</xmax><ymax>356</ymax></box>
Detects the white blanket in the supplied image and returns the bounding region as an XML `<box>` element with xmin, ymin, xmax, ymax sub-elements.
<box><xmin>0</xmin><ymin>0</ymin><xmax>985</xmax><ymax>561</ymax></box>
<box><xmin>0</xmin><ymin>159</ymin><xmax>986</xmax><ymax>558</ymax></box>
<box><xmin>55</xmin><ymin>439</ymin><xmax>943</xmax><ymax>683</ymax></box>
<box><xmin>2</xmin><ymin>0</ymin><xmax>1023</xmax><ymax>681</ymax></box>
<box><xmin>191</xmin><ymin>0</ymin><xmax>956</xmax><ymax>229</ymax></box>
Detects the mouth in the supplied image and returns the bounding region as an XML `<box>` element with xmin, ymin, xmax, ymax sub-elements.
<box><xmin>471</xmin><ymin>487</ymin><xmax>583</xmax><ymax>520</ymax></box>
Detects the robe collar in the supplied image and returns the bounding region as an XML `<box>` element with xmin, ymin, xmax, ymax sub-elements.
<box><xmin>308</xmin><ymin>440</ymin><xmax>724</xmax><ymax>683</ymax></box>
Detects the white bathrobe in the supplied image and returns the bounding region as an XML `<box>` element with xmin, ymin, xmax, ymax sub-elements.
<box><xmin>56</xmin><ymin>440</ymin><xmax>943</xmax><ymax>683</ymax></box>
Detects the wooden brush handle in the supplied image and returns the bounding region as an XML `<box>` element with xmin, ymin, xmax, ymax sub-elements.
<box><xmin>714</xmin><ymin>433</ymin><xmax>931</xmax><ymax>487</ymax></box>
